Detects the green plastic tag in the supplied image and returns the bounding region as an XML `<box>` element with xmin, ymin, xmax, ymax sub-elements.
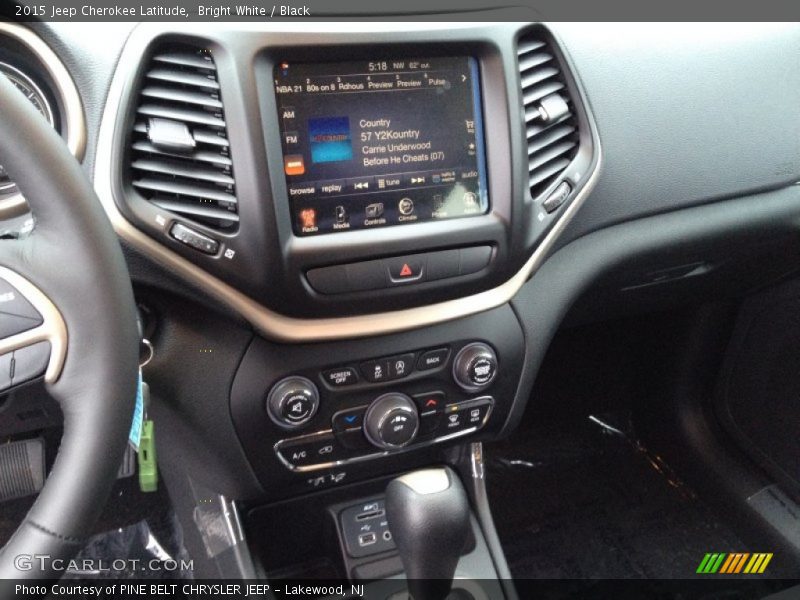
<box><xmin>137</xmin><ymin>419</ymin><xmax>158</xmax><ymax>493</ymax></box>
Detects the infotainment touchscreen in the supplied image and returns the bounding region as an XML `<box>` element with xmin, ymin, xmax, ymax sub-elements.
<box><xmin>273</xmin><ymin>57</ymin><xmax>489</xmax><ymax>236</ymax></box>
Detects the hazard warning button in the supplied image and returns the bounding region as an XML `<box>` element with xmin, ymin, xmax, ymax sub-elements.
<box><xmin>387</xmin><ymin>256</ymin><xmax>425</xmax><ymax>284</ymax></box>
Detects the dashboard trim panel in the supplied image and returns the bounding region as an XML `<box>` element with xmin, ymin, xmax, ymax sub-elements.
<box><xmin>94</xmin><ymin>22</ymin><xmax>601</xmax><ymax>343</ymax></box>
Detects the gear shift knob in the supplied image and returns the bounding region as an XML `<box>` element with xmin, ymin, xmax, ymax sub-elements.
<box><xmin>385</xmin><ymin>467</ymin><xmax>470</xmax><ymax>600</ymax></box>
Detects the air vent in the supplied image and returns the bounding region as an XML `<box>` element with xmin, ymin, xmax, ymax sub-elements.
<box><xmin>518</xmin><ymin>32</ymin><xmax>580</xmax><ymax>199</ymax></box>
<box><xmin>129</xmin><ymin>44</ymin><xmax>238</xmax><ymax>231</ymax></box>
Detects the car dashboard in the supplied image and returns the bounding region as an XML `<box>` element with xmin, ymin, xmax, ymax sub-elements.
<box><xmin>1</xmin><ymin>17</ymin><xmax>800</xmax><ymax>587</ymax></box>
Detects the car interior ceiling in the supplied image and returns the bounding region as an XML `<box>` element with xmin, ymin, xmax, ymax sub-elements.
<box><xmin>0</xmin><ymin>16</ymin><xmax>799</xmax><ymax>599</ymax></box>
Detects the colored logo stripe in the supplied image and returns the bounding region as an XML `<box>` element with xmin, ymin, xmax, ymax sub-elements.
<box><xmin>744</xmin><ymin>553</ymin><xmax>773</xmax><ymax>574</ymax></box>
<box><xmin>697</xmin><ymin>552</ymin><xmax>773</xmax><ymax>574</ymax></box>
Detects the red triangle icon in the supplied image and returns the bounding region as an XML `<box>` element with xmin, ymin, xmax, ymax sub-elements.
<box><xmin>399</xmin><ymin>263</ymin><xmax>413</xmax><ymax>277</ymax></box>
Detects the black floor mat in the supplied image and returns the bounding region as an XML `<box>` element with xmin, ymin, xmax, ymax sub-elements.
<box><xmin>486</xmin><ymin>414</ymin><xmax>759</xmax><ymax>580</ymax></box>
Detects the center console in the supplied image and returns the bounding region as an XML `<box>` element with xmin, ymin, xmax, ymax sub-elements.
<box><xmin>97</xmin><ymin>18</ymin><xmax>599</xmax><ymax>594</ymax></box>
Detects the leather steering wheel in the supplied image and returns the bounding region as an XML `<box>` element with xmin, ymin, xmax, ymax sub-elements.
<box><xmin>0</xmin><ymin>72</ymin><xmax>140</xmax><ymax>579</ymax></box>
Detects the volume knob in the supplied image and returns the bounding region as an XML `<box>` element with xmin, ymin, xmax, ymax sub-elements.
<box><xmin>364</xmin><ymin>393</ymin><xmax>419</xmax><ymax>450</ymax></box>
<box><xmin>452</xmin><ymin>342</ymin><xmax>498</xmax><ymax>392</ymax></box>
<box><xmin>266</xmin><ymin>376</ymin><xmax>319</xmax><ymax>429</ymax></box>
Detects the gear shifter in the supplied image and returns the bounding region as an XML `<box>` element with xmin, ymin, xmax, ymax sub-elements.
<box><xmin>385</xmin><ymin>467</ymin><xmax>470</xmax><ymax>600</ymax></box>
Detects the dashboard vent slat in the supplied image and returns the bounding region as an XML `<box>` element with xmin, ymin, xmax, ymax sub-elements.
<box><xmin>518</xmin><ymin>31</ymin><xmax>580</xmax><ymax>199</ymax></box>
<box><xmin>129</xmin><ymin>43</ymin><xmax>237</xmax><ymax>231</ymax></box>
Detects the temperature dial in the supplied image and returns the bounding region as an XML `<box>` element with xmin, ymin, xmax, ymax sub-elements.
<box><xmin>363</xmin><ymin>393</ymin><xmax>419</xmax><ymax>450</ymax></box>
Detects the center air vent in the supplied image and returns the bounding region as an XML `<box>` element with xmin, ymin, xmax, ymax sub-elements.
<box><xmin>518</xmin><ymin>32</ymin><xmax>579</xmax><ymax>199</ymax></box>
<box><xmin>129</xmin><ymin>44</ymin><xmax>238</xmax><ymax>231</ymax></box>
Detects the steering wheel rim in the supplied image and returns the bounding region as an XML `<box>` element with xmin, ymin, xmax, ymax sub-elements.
<box><xmin>0</xmin><ymin>72</ymin><xmax>139</xmax><ymax>579</ymax></box>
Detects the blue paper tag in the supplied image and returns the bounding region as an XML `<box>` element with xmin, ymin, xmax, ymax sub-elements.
<box><xmin>129</xmin><ymin>371</ymin><xmax>144</xmax><ymax>451</ymax></box>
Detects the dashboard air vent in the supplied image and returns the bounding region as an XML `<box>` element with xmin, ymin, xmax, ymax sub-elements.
<box><xmin>130</xmin><ymin>44</ymin><xmax>238</xmax><ymax>231</ymax></box>
<box><xmin>518</xmin><ymin>32</ymin><xmax>579</xmax><ymax>199</ymax></box>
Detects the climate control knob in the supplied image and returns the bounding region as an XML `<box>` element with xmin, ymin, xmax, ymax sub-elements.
<box><xmin>266</xmin><ymin>376</ymin><xmax>319</xmax><ymax>429</ymax></box>
<box><xmin>452</xmin><ymin>343</ymin><xmax>498</xmax><ymax>392</ymax></box>
<box><xmin>363</xmin><ymin>393</ymin><xmax>419</xmax><ymax>450</ymax></box>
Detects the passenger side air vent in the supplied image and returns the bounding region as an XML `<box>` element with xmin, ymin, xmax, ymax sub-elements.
<box><xmin>129</xmin><ymin>44</ymin><xmax>238</xmax><ymax>231</ymax></box>
<box><xmin>518</xmin><ymin>32</ymin><xmax>580</xmax><ymax>199</ymax></box>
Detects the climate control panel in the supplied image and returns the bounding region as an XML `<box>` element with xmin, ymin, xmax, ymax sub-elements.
<box><xmin>265</xmin><ymin>341</ymin><xmax>499</xmax><ymax>472</ymax></box>
<box><xmin>230</xmin><ymin>306</ymin><xmax>525</xmax><ymax>501</ymax></box>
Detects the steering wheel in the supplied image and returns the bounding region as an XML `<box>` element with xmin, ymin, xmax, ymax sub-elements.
<box><xmin>0</xmin><ymin>72</ymin><xmax>140</xmax><ymax>578</ymax></box>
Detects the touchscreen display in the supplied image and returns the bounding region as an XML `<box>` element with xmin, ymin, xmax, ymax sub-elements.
<box><xmin>274</xmin><ymin>57</ymin><xmax>489</xmax><ymax>236</ymax></box>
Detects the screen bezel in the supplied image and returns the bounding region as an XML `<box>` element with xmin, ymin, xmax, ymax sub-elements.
<box><xmin>273</xmin><ymin>55</ymin><xmax>491</xmax><ymax>238</ymax></box>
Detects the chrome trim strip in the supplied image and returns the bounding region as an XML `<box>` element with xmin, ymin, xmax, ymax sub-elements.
<box><xmin>0</xmin><ymin>266</ymin><xmax>68</xmax><ymax>383</ymax></box>
<box><xmin>94</xmin><ymin>23</ymin><xmax>601</xmax><ymax>343</ymax></box>
<box><xmin>273</xmin><ymin>396</ymin><xmax>494</xmax><ymax>473</ymax></box>
<box><xmin>0</xmin><ymin>22</ymin><xmax>87</xmax><ymax>219</ymax></box>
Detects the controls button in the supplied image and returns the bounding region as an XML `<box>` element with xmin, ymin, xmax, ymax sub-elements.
<box><xmin>277</xmin><ymin>433</ymin><xmax>348</xmax><ymax>468</ymax></box>
<box><xmin>387</xmin><ymin>353</ymin><xmax>415</xmax><ymax>380</ymax></box>
<box><xmin>386</xmin><ymin>256</ymin><xmax>424</xmax><ymax>284</ymax></box>
<box><xmin>0</xmin><ymin>278</ymin><xmax>42</xmax><ymax>322</ymax></box>
<box><xmin>322</xmin><ymin>367</ymin><xmax>359</xmax><ymax>387</ymax></box>
<box><xmin>452</xmin><ymin>343</ymin><xmax>498</xmax><ymax>392</ymax></box>
<box><xmin>543</xmin><ymin>181</ymin><xmax>572</xmax><ymax>213</ymax></box>
<box><xmin>266</xmin><ymin>376</ymin><xmax>320</xmax><ymax>429</ymax></box>
<box><xmin>169</xmin><ymin>222</ymin><xmax>219</xmax><ymax>255</ymax></box>
<box><xmin>459</xmin><ymin>246</ymin><xmax>492</xmax><ymax>275</ymax></box>
<box><xmin>426</xmin><ymin>249</ymin><xmax>460</xmax><ymax>281</ymax></box>
<box><xmin>332</xmin><ymin>406</ymin><xmax>368</xmax><ymax>432</ymax></box>
<box><xmin>412</xmin><ymin>391</ymin><xmax>446</xmax><ymax>414</ymax></box>
<box><xmin>360</xmin><ymin>359</ymin><xmax>390</xmax><ymax>384</ymax></box>
<box><xmin>416</xmin><ymin>348</ymin><xmax>450</xmax><ymax>371</ymax></box>
<box><xmin>11</xmin><ymin>342</ymin><xmax>50</xmax><ymax>386</ymax></box>
<box><xmin>0</xmin><ymin>352</ymin><xmax>12</xmax><ymax>392</ymax></box>
<box><xmin>307</xmin><ymin>265</ymin><xmax>349</xmax><ymax>295</ymax></box>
